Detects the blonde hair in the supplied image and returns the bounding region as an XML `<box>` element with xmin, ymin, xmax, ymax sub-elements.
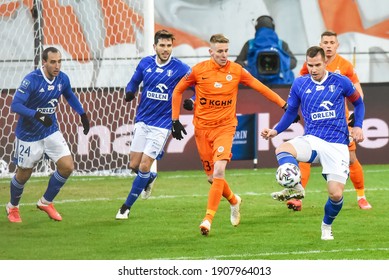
<box><xmin>209</xmin><ymin>34</ymin><xmax>229</xmax><ymax>44</ymax></box>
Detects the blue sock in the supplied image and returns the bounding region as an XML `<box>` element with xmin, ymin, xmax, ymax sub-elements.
<box><xmin>124</xmin><ymin>171</ymin><xmax>150</xmax><ymax>207</ymax></box>
<box><xmin>10</xmin><ymin>176</ymin><xmax>24</xmax><ymax>206</ymax></box>
<box><xmin>43</xmin><ymin>170</ymin><xmax>67</xmax><ymax>202</ymax></box>
<box><xmin>323</xmin><ymin>197</ymin><xmax>343</xmax><ymax>225</ymax></box>
<box><xmin>276</xmin><ymin>152</ymin><xmax>299</xmax><ymax>166</ymax></box>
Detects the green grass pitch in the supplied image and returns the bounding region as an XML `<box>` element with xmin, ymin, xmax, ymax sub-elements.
<box><xmin>0</xmin><ymin>164</ymin><xmax>388</xmax><ymax>260</ymax></box>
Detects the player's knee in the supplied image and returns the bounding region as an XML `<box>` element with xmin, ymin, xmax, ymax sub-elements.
<box><xmin>15</xmin><ymin>168</ymin><xmax>33</xmax><ymax>184</ymax></box>
<box><xmin>129</xmin><ymin>162</ymin><xmax>139</xmax><ymax>173</ymax></box>
<box><xmin>275</xmin><ymin>145</ymin><xmax>287</xmax><ymax>155</ymax></box>
<box><xmin>58</xmin><ymin>164</ymin><xmax>74</xmax><ymax>177</ymax></box>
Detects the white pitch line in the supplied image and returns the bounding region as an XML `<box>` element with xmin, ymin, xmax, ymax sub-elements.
<box><xmin>154</xmin><ymin>247</ymin><xmax>389</xmax><ymax>260</ymax></box>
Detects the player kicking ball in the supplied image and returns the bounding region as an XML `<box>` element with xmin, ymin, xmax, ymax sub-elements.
<box><xmin>261</xmin><ymin>46</ymin><xmax>365</xmax><ymax>240</ymax></box>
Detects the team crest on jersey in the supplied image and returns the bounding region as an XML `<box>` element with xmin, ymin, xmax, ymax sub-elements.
<box><xmin>167</xmin><ymin>70</ymin><xmax>173</xmax><ymax>77</ymax></box>
<box><xmin>329</xmin><ymin>85</ymin><xmax>335</xmax><ymax>92</ymax></box>
<box><xmin>226</xmin><ymin>74</ymin><xmax>232</xmax><ymax>81</ymax></box>
<box><xmin>217</xmin><ymin>146</ymin><xmax>225</xmax><ymax>153</ymax></box>
<box><xmin>48</xmin><ymin>85</ymin><xmax>55</xmax><ymax>91</ymax></box>
<box><xmin>21</xmin><ymin>79</ymin><xmax>30</xmax><ymax>89</ymax></box>
<box><xmin>58</xmin><ymin>84</ymin><xmax>62</xmax><ymax>91</ymax></box>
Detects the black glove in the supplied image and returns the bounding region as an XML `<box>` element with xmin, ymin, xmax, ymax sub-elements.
<box><xmin>171</xmin><ymin>120</ymin><xmax>187</xmax><ymax>140</ymax></box>
<box><xmin>293</xmin><ymin>114</ymin><xmax>301</xmax><ymax>123</ymax></box>
<box><xmin>282</xmin><ymin>103</ymin><xmax>300</xmax><ymax>123</ymax></box>
<box><xmin>183</xmin><ymin>99</ymin><xmax>194</xmax><ymax>111</ymax></box>
<box><xmin>348</xmin><ymin>112</ymin><xmax>355</xmax><ymax>127</ymax></box>
<box><xmin>80</xmin><ymin>113</ymin><xmax>90</xmax><ymax>135</ymax></box>
<box><xmin>125</xmin><ymin>92</ymin><xmax>136</xmax><ymax>102</ymax></box>
<box><xmin>34</xmin><ymin>111</ymin><xmax>52</xmax><ymax>127</ymax></box>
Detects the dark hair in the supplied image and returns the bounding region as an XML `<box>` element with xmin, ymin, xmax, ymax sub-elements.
<box><xmin>209</xmin><ymin>33</ymin><xmax>229</xmax><ymax>44</ymax></box>
<box><xmin>154</xmin><ymin>29</ymin><xmax>175</xmax><ymax>45</ymax></box>
<box><xmin>321</xmin><ymin>30</ymin><xmax>337</xmax><ymax>38</ymax></box>
<box><xmin>42</xmin><ymin>47</ymin><xmax>60</xmax><ymax>61</ymax></box>
<box><xmin>255</xmin><ymin>15</ymin><xmax>275</xmax><ymax>30</ymax></box>
<box><xmin>306</xmin><ymin>46</ymin><xmax>325</xmax><ymax>59</ymax></box>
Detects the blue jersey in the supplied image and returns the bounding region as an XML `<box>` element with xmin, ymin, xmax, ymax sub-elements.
<box><xmin>126</xmin><ymin>55</ymin><xmax>190</xmax><ymax>129</ymax></box>
<box><xmin>288</xmin><ymin>71</ymin><xmax>356</xmax><ymax>144</ymax></box>
<box><xmin>11</xmin><ymin>67</ymin><xmax>85</xmax><ymax>141</ymax></box>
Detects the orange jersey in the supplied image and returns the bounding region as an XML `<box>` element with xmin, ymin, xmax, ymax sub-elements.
<box><xmin>172</xmin><ymin>58</ymin><xmax>286</xmax><ymax>129</ymax></box>
<box><xmin>300</xmin><ymin>54</ymin><xmax>359</xmax><ymax>84</ymax></box>
<box><xmin>300</xmin><ymin>53</ymin><xmax>359</xmax><ymax>117</ymax></box>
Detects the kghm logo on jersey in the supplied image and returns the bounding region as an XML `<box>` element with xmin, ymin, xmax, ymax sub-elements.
<box><xmin>311</xmin><ymin>100</ymin><xmax>336</xmax><ymax>121</ymax></box>
<box><xmin>198</xmin><ymin>97</ymin><xmax>232</xmax><ymax>107</ymax></box>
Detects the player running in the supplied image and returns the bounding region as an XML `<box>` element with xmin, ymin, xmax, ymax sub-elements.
<box><xmin>6</xmin><ymin>47</ymin><xmax>90</xmax><ymax>223</ymax></box>
<box><xmin>171</xmin><ymin>34</ymin><xmax>289</xmax><ymax>236</ymax></box>
<box><xmin>115</xmin><ymin>30</ymin><xmax>191</xmax><ymax>220</ymax></box>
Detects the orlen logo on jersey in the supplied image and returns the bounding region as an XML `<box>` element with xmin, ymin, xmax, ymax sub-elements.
<box><xmin>147</xmin><ymin>91</ymin><xmax>168</xmax><ymax>101</ymax></box>
<box><xmin>36</xmin><ymin>98</ymin><xmax>58</xmax><ymax>114</ymax></box>
<box><xmin>37</xmin><ymin>107</ymin><xmax>56</xmax><ymax>114</ymax></box>
<box><xmin>199</xmin><ymin>97</ymin><xmax>232</xmax><ymax>107</ymax></box>
<box><xmin>311</xmin><ymin>100</ymin><xmax>336</xmax><ymax>120</ymax></box>
<box><xmin>311</xmin><ymin>110</ymin><xmax>336</xmax><ymax>120</ymax></box>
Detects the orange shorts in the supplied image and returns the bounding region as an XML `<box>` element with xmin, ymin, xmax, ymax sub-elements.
<box><xmin>194</xmin><ymin>125</ymin><xmax>235</xmax><ymax>176</ymax></box>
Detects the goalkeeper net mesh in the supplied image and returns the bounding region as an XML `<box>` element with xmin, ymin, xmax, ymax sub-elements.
<box><xmin>0</xmin><ymin>0</ymin><xmax>151</xmax><ymax>177</ymax></box>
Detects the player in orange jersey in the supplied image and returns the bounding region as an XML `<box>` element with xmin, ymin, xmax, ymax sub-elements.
<box><xmin>171</xmin><ymin>34</ymin><xmax>290</xmax><ymax>236</ymax></box>
<box><xmin>287</xmin><ymin>30</ymin><xmax>372</xmax><ymax>211</ymax></box>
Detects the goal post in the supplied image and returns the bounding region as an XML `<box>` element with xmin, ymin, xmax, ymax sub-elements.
<box><xmin>0</xmin><ymin>0</ymin><xmax>155</xmax><ymax>177</ymax></box>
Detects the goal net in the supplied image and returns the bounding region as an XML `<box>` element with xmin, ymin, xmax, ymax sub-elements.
<box><xmin>0</xmin><ymin>0</ymin><xmax>154</xmax><ymax>177</ymax></box>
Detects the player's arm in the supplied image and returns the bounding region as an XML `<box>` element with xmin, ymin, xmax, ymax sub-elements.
<box><xmin>183</xmin><ymin>89</ymin><xmax>196</xmax><ymax>111</ymax></box>
<box><xmin>11</xmin><ymin>90</ymin><xmax>36</xmax><ymax>118</ymax></box>
<box><xmin>62</xmin><ymin>81</ymin><xmax>90</xmax><ymax>135</ymax></box>
<box><xmin>11</xmin><ymin>79</ymin><xmax>53</xmax><ymax>127</ymax></box>
<box><xmin>347</xmin><ymin>91</ymin><xmax>364</xmax><ymax>128</ymax></box>
<box><xmin>346</xmin><ymin>85</ymin><xmax>365</xmax><ymax>143</ymax></box>
<box><xmin>242</xmin><ymin>69</ymin><xmax>286</xmax><ymax>108</ymax></box>
<box><xmin>171</xmin><ymin>70</ymin><xmax>195</xmax><ymax>140</ymax></box>
<box><xmin>353</xmin><ymin>82</ymin><xmax>364</xmax><ymax>99</ymax></box>
<box><xmin>261</xmin><ymin>103</ymin><xmax>299</xmax><ymax>140</ymax></box>
<box><xmin>124</xmin><ymin>63</ymin><xmax>144</xmax><ymax>102</ymax></box>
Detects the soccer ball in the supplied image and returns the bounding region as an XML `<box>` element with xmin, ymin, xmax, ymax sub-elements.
<box><xmin>0</xmin><ymin>159</ymin><xmax>9</xmax><ymax>175</ymax></box>
<box><xmin>276</xmin><ymin>163</ymin><xmax>301</xmax><ymax>188</ymax></box>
